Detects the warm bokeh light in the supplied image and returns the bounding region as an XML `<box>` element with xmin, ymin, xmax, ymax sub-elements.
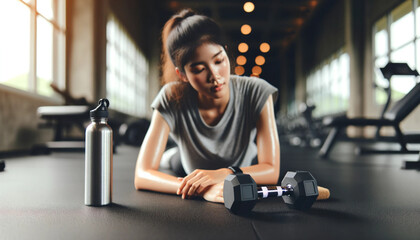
<box><xmin>235</xmin><ymin>66</ymin><xmax>245</xmax><ymax>75</ymax></box>
<box><xmin>309</xmin><ymin>0</ymin><xmax>318</xmax><ymax>8</ymax></box>
<box><xmin>243</xmin><ymin>2</ymin><xmax>255</xmax><ymax>13</ymax></box>
<box><xmin>295</xmin><ymin>18</ymin><xmax>304</xmax><ymax>26</ymax></box>
<box><xmin>255</xmin><ymin>55</ymin><xmax>265</xmax><ymax>65</ymax></box>
<box><xmin>238</xmin><ymin>43</ymin><xmax>249</xmax><ymax>53</ymax></box>
<box><xmin>252</xmin><ymin>66</ymin><xmax>262</xmax><ymax>75</ymax></box>
<box><xmin>169</xmin><ymin>1</ymin><xmax>180</xmax><ymax>9</ymax></box>
<box><xmin>236</xmin><ymin>55</ymin><xmax>247</xmax><ymax>65</ymax></box>
<box><xmin>241</xmin><ymin>24</ymin><xmax>252</xmax><ymax>35</ymax></box>
<box><xmin>250</xmin><ymin>73</ymin><xmax>260</xmax><ymax>77</ymax></box>
<box><xmin>260</xmin><ymin>42</ymin><xmax>270</xmax><ymax>53</ymax></box>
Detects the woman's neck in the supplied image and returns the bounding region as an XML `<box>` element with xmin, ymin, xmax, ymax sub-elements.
<box><xmin>196</xmin><ymin>88</ymin><xmax>230</xmax><ymax>126</ymax></box>
<box><xmin>197</xmin><ymin>90</ymin><xmax>230</xmax><ymax>111</ymax></box>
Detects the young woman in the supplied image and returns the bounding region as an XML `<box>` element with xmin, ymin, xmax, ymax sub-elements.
<box><xmin>134</xmin><ymin>9</ymin><xmax>280</xmax><ymax>203</ymax></box>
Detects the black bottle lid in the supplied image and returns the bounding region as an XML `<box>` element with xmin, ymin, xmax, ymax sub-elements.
<box><xmin>90</xmin><ymin>99</ymin><xmax>110</xmax><ymax>119</ymax></box>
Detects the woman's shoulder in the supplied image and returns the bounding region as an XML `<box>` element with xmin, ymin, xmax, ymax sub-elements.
<box><xmin>230</xmin><ymin>74</ymin><xmax>278</xmax><ymax>103</ymax></box>
<box><xmin>159</xmin><ymin>81</ymin><xmax>187</xmax><ymax>97</ymax></box>
<box><xmin>230</xmin><ymin>75</ymin><xmax>274</xmax><ymax>90</ymax></box>
<box><xmin>161</xmin><ymin>81</ymin><xmax>179</xmax><ymax>93</ymax></box>
<box><xmin>157</xmin><ymin>81</ymin><xmax>193</xmax><ymax>107</ymax></box>
<box><xmin>153</xmin><ymin>82</ymin><xmax>180</xmax><ymax>106</ymax></box>
<box><xmin>230</xmin><ymin>74</ymin><xmax>256</xmax><ymax>82</ymax></box>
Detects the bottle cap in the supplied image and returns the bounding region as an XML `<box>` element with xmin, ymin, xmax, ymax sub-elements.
<box><xmin>90</xmin><ymin>99</ymin><xmax>110</xmax><ymax>119</ymax></box>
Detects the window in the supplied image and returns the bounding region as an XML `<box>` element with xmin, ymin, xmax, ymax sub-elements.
<box><xmin>106</xmin><ymin>14</ymin><xmax>149</xmax><ymax>117</ymax></box>
<box><xmin>0</xmin><ymin>0</ymin><xmax>66</xmax><ymax>97</ymax></box>
<box><xmin>373</xmin><ymin>0</ymin><xmax>419</xmax><ymax>104</ymax></box>
<box><xmin>306</xmin><ymin>50</ymin><xmax>350</xmax><ymax>118</ymax></box>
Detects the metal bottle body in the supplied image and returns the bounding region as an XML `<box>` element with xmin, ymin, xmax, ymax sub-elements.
<box><xmin>85</xmin><ymin>117</ymin><xmax>113</xmax><ymax>206</ymax></box>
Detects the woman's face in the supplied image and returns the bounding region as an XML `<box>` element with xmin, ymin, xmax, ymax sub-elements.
<box><xmin>181</xmin><ymin>43</ymin><xmax>231</xmax><ymax>100</ymax></box>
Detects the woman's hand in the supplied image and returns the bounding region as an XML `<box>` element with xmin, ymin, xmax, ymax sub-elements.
<box><xmin>202</xmin><ymin>181</ymin><xmax>224</xmax><ymax>203</ymax></box>
<box><xmin>177</xmin><ymin>168</ymin><xmax>231</xmax><ymax>199</ymax></box>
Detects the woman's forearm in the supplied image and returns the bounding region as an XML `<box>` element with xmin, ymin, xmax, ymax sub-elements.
<box><xmin>240</xmin><ymin>162</ymin><xmax>279</xmax><ymax>185</ymax></box>
<box><xmin>249</xmin><ymin>95</ymin><xmax>280</xmax><ymax>185</ymax></box>
<box><xmin>133</xmin><ymin>110</ymin><xmax>180</xmax><ymax>194</ymax></box>
<box><xmin>135</xmin><ymin>169</ymin><xmax>182</xmax><ymax>194</ymax></box>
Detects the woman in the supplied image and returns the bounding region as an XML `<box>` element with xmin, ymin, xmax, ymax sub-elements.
<box><xmin>134</xmin><ymin>9</ymin><xmax>280</xmax><ymax>203</ymax></box>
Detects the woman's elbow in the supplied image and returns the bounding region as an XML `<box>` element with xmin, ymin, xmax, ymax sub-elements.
<box><xmin>264</xmin><ymin>168</ymin><xmax>279</xmax><ymax>185</ymax></box>
<box><xmin>272</xmin><ymin>170</ymin><xmax>280</xmax><ymax>185</ymax></box>
<box><xmin>257</xmin><ymin>162</ymin><xmax>279</xmax><ymax>185</ymax></box>
<box><xmin>134</xmin><ymin>176</ymin><xmax>142</xmax><ymax>190</ymax></box>
<box><xmin>134</xmin><ymin>178</ymin><xmax>142</xmax><ymax>190</ymax></box>
<box><xmin>268</xmin><ymin>162</ymin><xmax>280</xmax><ymax>185</ymax></box>
<box><xmin>134</xmin><ymin>170</ymin><xmax>148</xmax><ymax>190</ymax></box>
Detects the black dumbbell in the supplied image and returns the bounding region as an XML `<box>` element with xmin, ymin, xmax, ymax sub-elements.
<box><xmin>223</xmin><ymin>171</ymin><xmax>319</xmax><ymax>214</ymax></box>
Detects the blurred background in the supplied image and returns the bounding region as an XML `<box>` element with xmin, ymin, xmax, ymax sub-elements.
<box><xmin>0</xmin><ymin>0</ymin><xmax>419</xmax><ymax>153</ymax></box>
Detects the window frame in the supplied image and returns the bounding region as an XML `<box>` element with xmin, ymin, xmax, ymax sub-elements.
<box><xmin>0</xmin><ymin>0</ymin><xmax>66</xmax><ymax>99</ymax></box>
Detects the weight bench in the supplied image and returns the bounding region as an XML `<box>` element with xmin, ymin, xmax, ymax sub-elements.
<box><xmin>319</xmin><ymin>79</ymin><xmax>420</xmax><ymax>161</ymax></box>
<box><xmin>32</xmin><ymin>105</ymin><xmax>90</xmax><ymax>153</ymax></box>
<box><xmin>33</xmin><ymin>104</ymin><xmax>123</xmax><ymax>154</ymax></box>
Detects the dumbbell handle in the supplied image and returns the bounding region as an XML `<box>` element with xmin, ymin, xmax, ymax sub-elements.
<box><xmin>257</xmin><ymin>185</ymin><xmax>293</xmax><ymax>199</ymax></box>
<box><xmin>257</xmin><ymin>185</ymin><xmax>330</xmax><ymax>200</ymax></box>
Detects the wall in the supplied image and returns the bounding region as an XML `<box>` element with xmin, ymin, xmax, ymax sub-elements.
<box><xmin>299</xmin><ymin>0</ymin><xmax>346</xmax><ymax>76</ymax></box>
<box><xmin>290</xmin><ymin>0</ymin><xmax>346</xmax><ymax>109</ymax></box>
<box><xmin>67</xmin><ymin>0</ymin><xmax>96</xmax><ymax>102</ymax></box>
<box><xmin>0</xmin><ymin>85</ymin><xmax>57</xmax><ymax>152</ymax></box>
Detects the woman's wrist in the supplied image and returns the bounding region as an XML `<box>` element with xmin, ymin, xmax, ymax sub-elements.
<box><xmin>227</xmin><ymin>166</ymin><xmax>242</xmax><ymax>174</ymax></box>
<box><xmin>219</xmin><ymin>168</ymin><xmax>234</xmax><ymax>177</ymax></box>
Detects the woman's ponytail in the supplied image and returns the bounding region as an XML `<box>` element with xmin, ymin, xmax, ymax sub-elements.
<box><xmin>160</xmin><ymin>9</ymin><xmax>196</xmax><ymax>86</ymax></box>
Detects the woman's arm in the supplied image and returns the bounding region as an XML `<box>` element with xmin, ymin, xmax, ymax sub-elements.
<box><xmin>241</xmin><ymin>95</ymin><xmax>280</xmax><ymax>185</ymax></box>
<box><xmin>134</xmin><ymin>110</ymin><xmax>182</xmax><ymax>194</ymax></box>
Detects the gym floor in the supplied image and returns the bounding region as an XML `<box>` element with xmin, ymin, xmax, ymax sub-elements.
<box><xmin>1</xmin><ymin>141</ymin><xmax>420</xmax><ymax>240</ymax></box>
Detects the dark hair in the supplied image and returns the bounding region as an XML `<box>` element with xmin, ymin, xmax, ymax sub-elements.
<box><xmin>160</xmin><ymin>9</ymin><xmax>228</xmax><ymax>103</ymax></box>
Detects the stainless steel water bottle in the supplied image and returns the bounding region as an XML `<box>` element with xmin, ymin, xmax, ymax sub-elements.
<box><xmin>85</xmin><ymin>98</ymin><xmax>113</xmax><ymax>206</ymax></box>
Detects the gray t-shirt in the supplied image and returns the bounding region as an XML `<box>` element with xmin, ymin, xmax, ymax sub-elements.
<box><xmin>151</xmin><ymin>75</ymin><xmax>278</xmax><ymax>174</ymax></box>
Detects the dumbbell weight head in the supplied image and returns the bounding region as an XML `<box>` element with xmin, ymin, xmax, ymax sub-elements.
<box><xmin>223</xmin><ymin>174</ymin><xmax>258</xmax><ymax>214</ymax></box>
<box><xmin>281</xmin><ymin>171</ymin><xmax>319</xmax><ymax>210</ymax></box>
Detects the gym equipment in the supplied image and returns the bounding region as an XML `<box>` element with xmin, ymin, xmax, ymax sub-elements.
<box><xmin>319</xmin><ymin>62</ymin><xmax>420</xmax><ymax>158</ymax></box>
<box><xmin>0</xmin><ymin>160</ymin><xmax>5</xmax><ymax>171</ymax></box>
<box><xmin>33</xmin><ymin>106</ymin><xmax>120</xmax><ymax>154</ymax></box>
<box><xmin>119</xmin><ymin>119</ymin><xmax>150</xmax><ymax>146</ymax></box>
<box><xmin>32</xmin><ymin>83</ymin><xmax>123</xmax><ymax>154</ymax></box>
<box><xmin>404</xmin><ymin>150</ymin><xmax>420</xmax><ymax>170</ymax></box>
<box><xmin>277</xmin><ymin>102</ymin><xmax>326</xmax><ymax>148</ymax></box>
<box><xmin>36</xmin><ymin>106</ymin><xmax>89</xmax><ymax>137</ymax></box>
<box><xmin>375</xmin><ymin>63</ymin><xmax>419</xmax><ymax>137</ymax></box>
<box><xmin>224</xmin><ymin>171</ymin><xmax>325</xmax><ymax>214</ymax></box>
